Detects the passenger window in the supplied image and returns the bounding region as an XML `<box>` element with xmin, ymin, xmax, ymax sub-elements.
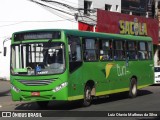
<box><xmin>84</xmin><ymin>39</ymin><xmax>98</xmax><ymax>61</ymax></box>
<box><xmin>126</xmin><ymin>41</ymin><xmax>137</xmax><ymax>60</ymax></box>
<box><xmin>99</xmin><ymin>40</ymin><xmax>113</xmax><ymax>61</ymax></box>
<box><xmin>68</xmin><ymin>36</ymin><xmax>82</xmax><ymax>62</ymax></box>
<box><xmin>138</xmin><ymin>42</ymin><xmax>148</xmax><ymax>60</ymax></box>
<box><xmin>147</xmin><ymin>42</ymin><xmax>152</xmax><ymax>59</ymax></box>
<box><xmin>113</xmin><ymin>41</ymin><xmax>125</xmax><ymax>60</ymax></box>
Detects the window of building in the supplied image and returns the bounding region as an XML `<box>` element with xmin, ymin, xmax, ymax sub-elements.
<box><xmin>121</xmin><ymin>0</ymin><xmax>147</xmax><ymax>17</ymax></box>
<box><xmin>84</xmin><ymin>1</ymin><xmax>92</xmax><ymax>15</ymax></box>
<box><xmin>105</xmin><ymin>4</ymin><xmax>112</xmax><ymax>11</ymax></box>
<box><xmin>83</xmin><ymin>38</ymin><xmax>98</xmax><ymax>61</ymax></box>
<box><xmin>116</xmin><ymin>5</ymin><xmax>119</xmax><ymax>11</ymax></box>
<box><xmin>99</xmin><ymin>40</ymin><xmax>113</xmax><ymax>61</ymax></box>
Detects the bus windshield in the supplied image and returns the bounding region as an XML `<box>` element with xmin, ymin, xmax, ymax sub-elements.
<box><xmin>11</xmin><ymin>42</ymin><xmax>65</xmax><ymax>75</ymax></box>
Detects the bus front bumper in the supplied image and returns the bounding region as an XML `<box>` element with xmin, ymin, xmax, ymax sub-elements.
<box><xmin>10</xmin><ymin>87</ymin><xmax>68</xmax><ymax>101</ymax></box>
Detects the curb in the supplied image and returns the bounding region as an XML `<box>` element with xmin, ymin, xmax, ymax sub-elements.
<box><xmin>0</xmin><ymin>80</ymin><xmax>10</xmax><ymax>96</ymax></box>
<box><xmin>0</xmin><ymin>90</ymin><xmax>10</xmax><ymax>96</ymax></box>
<box><xmin>0</xmin><ymin>79</ymin><xmax>10</xmax><ymax>81</ymax></box>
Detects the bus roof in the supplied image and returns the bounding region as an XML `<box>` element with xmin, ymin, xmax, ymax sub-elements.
<box><xmin>13</xmin><ymin>29</ymin><xmax>152</xmax><ymax>42</ymax></box>
<box><xmin>64</xmin><ymin>29</ymin><xmax>152</xmax><ymax>41</ymax></box>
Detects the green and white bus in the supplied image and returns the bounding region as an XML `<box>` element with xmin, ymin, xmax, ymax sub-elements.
<box><xmin>9</xmin><ymin>29</ymin><xmax>154</xmax><ymax>107</ymax></box>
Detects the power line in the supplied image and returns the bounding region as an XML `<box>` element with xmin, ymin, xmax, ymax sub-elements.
<box><xmin>41</xmin><ymin>0</ymin><xmax>97</xmax><ymax>13</ymax></box>
<box><xmin>29</xmin><ymin>0</ymin><xmax>81</xmax><ymax>23</ymax></box>
<box><xmin>29</xmin><ymin>0</ymin><xmax>97</xmax><ymax>24</ymax></box>
<box><xmin>0</xmin><ymin>20</ymin><xmax>73</xmax><ymax>22</ymax></box>
<box><xmin>29</xmin><ymin>0</ymin><xmax>74</xmax><ymax>16</ymax></box>
<box><xmin>0</xmin><ymin>0</ymin><xmax>101</xmax><ymax>28</ymax></box>
<box><xmin>0</xmin><ymin>22</ymin><xmax>24</xmax><ymax>27</ymax></box>
<box><xmin>41</xmin><ymin>0</ymin><xmax>78</xmax><ymax>11</ymax></box>
<box><xmin>0</xmin><ymin>18</ymin><xmax>76</xmax><ymax>28</ymax></box>
<box><xmin>52</xmin><ymin>0</ymin><xmax>106</xmax><ymax>11</ymax></box>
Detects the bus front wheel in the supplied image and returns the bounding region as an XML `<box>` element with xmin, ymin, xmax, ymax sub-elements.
<box><xmin>129</xmin><ymin>78</ymin><xmax>137</xmax><ymax>98</ymax></box>
<box><xmin>83</xmin><ymin>86</ymin><xmax>92</xmax><ymax>107</ymax></box>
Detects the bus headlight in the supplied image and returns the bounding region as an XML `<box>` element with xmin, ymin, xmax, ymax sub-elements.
<box><xmin>11</xmin><ymin>84</ymin><xmax>20</xmax><ymax>93</ymax></box>
<box><xmin>52</xmin><ymin>82</ymin><xmax>68</xmax><ymax>92</ymax></box>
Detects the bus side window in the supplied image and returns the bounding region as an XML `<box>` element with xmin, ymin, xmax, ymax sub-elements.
<box><xmin>138</xmin><ymin>42</ymin><xmax>148</xmax><ymax>60</ymax></box>
<box><xmin>147</xmin><ymin>42</ymin><xmax>152</xmax><ymax>59</ymax></box>
<box><xmin>113</xmin><ymin>40</ymin><xmax>125</xmax><ymax>60</ymax></box>
<box><xmin>99</xmin><ymin>40</ymin><xmax>113</xmax><ymax>61</ymax></box>
<box><xmin>83</xmin><ymin>38</ymin><xmax>98</xmax><ymax>61</ymax></box>
<box><xmin>68</xmin><ymin>36</ymin><xmax>82</xmax><ymax>62</ymax></box>
<box><xmin>126</xmin><ymin>41</ymin><xmax>137</xmax><ymax>60</ymax></box>
<box><xmin>68</xmin><ymin>36</ymin><xmax>82</xmax><ymax>73</ymax></box>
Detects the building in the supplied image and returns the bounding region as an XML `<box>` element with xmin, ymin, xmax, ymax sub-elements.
<box><xmin>79</xmin><ymin>0</ymin><xmax>159</xmax><ymax>67</ymax></box>
<box><xmin>0</xmin><ymin>0</ymin><xmax>121</xmax><ymax>80</ymax></box>
<box><xmin>120</xmin><ymin>0</ymin><xmax>160</xmax><ymax>66</ymax></box>
<box><xmin>155</xmin><ymin>0</ymin><xmax>160</xmax><ymax>66</ymax></box>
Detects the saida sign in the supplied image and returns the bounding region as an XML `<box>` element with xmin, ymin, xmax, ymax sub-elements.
<box><xmin>119</xmin><ymin>18</ymin><xmax>147</xmax><ymax>36</ymax></box>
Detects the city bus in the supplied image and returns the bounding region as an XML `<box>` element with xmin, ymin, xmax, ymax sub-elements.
<box><xmin>9</xmin><ymin>29</ymin><xmax>154</xmax><ymax>107</ymax></box>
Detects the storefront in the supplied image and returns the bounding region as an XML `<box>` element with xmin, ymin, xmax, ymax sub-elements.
<box><xmin>79</xmin><ymin>9</ymin><xmax>159</xmax><ymax>65</ymax></box>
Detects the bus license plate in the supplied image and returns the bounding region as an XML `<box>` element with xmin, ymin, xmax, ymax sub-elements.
<box><xmin>31</xmin><ymin>92</ymin><xmax>40</xmax><ymax>96</ymax></box>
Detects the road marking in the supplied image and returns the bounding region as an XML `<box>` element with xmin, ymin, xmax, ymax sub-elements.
<box><xmin>0</xmin><ymin>105</ymin><xmax>2</xmax><ymax>108</ymax></box>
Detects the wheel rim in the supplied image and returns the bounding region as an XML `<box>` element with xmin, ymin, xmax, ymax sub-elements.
<box><xmin>85</xmin><ymin>88</ymin><xmax>91</xmax><ymax>101</ymax></box>
<box><xmin>132</xmin><ymin>84</ymin><xmax>137</xmax><ymax>95</ymax></box>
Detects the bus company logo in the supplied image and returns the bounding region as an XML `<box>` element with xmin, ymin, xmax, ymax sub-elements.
<box><xmin>105</xmin><ymin>63</ymin><xmax>127</xmax><ymax>79</ymax></box>
<box><xmin>2</xmin><ymin>112</ymin><xmax>11</xmax><ymax>117</ymax></box>
<box><xmin>1</xmin><ymin>112</ymin><xmax>42</xmax><ymax>117</ymax></box>
<box><xmin>116</xmin><ymin>64</ymin><xmax>127</xmax><ymax>77</ymax></box>
<box><xmin>119</xmin><ymin>18</ymin><xmax>147</xmax><ymax>36</ymax></box>
<box><xmin>105</xmin><ymin>63</ymin><xmax>115</xmax><ymax>79</ymax></box>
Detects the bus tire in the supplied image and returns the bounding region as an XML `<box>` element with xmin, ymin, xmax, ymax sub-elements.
<box><xmin>36</xmin><ymin>101</ymin><xmax>49</xmax><ymax>108</ymax></box>
<box><xmin>83</xmin><ymin>86</ymin><xmax>92</xmax><ymax>107</ymax></box>
<box><xmin>129</xmin><ymin>78</ymin><xmax>137</xmax><ymax>98</ymax></box>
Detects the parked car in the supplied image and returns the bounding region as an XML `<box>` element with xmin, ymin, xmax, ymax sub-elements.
<box><xmin>154</xmin><ymin>66</ymin><xmax>160</xmax><ymax>84</ymax></box>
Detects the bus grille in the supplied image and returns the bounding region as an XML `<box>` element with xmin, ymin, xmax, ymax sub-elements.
<box><xmin>18</xmin><ymin>79</ymin><xmax>56</xmax><ymax>86</ymax></box>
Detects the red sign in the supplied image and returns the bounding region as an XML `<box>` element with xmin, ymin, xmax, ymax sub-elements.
<box><xmin>79</xmin><ymin>22</ymin><xmax>94</xmax><ymax>31</ymax></box>
<box><xmin>97</xmin><ymin>9</ymin><xmax>159</xmax><ymax>44</ymax></box>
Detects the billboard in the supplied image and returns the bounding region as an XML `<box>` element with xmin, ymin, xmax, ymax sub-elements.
<box><xmin>97</xmin><ymin>9</ymin><xmax>158</xmax><ymax>44</ymax></box>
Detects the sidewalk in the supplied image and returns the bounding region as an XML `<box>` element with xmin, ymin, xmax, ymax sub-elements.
<box><xmin>0</xmin><ymin>80</ymin><xmax>10</xmax><ymax>96</ymax></box>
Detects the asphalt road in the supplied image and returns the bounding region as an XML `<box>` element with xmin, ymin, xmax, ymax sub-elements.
<box><xmin>0</xmin><ymin>81</ymin><xmax>160</xmax><ymax>120</ymax></box>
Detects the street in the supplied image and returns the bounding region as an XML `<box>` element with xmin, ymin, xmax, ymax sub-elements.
<box><xmin>0</xmin><ymin>81</ymin><xmax>160</xmax><ymax>119</ymax></box>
